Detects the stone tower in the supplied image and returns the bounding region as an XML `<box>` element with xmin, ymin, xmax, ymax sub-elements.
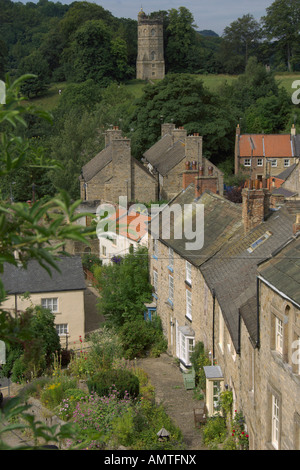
<box><xmin>136</xmin><ymin>8</ymin><xmax>165</xmax><ymax>80</ymax></box>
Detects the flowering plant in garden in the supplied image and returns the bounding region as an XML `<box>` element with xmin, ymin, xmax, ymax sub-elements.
<box><xmin>63</xmin><ymin>389</ymin><xmax>133</xmax><ymax>449</ymax></box>
<box><xmin>231</xmin><ymin>410</ymin><xmax>249</xmax><ymax>450</ymax></box>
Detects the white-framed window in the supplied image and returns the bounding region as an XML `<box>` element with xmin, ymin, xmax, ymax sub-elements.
<box><xmin>168</xmin><ymin>247</ymin><xmax>174</xmax><ymax>271</ymax></box>
<box><xmin>257</xmin><ymin>158</ymin><xmax>263</xmax><ymax>167</ymax></box>
<box><xmin>102</xmin><ymin>245</ymin><xmax>107</xmax><ymax>256</ymax></box>
<box><xmin>168</xmin><ymin>274</ymin><xmax>174</xmax><ymax>304</ymax></box>
<box><xmin>272</xmin><ymin>395</ymin><xmax>280</xmax><ymax>449</ymax></box>
<box><xmin>56</xmin><ymin>323</ymin><xmax>68</xmax><ymax>336</ymax></box>
<box><xmin>186</xmin><ymin>261</ymin><xmax>192</xmax><ymax>285</ymax></box>
<box><xmin>153</xmin><ymin>238</ymin><xmax>158</xmax><ymax>258</ymax></box>
<box><xmin>41</xmin><ymin>297</ymin><xmax>58</xmax><ymax>313</ymax></box>
<box><xmin>178</xmin><ymin>327</ymin><xmax>194</xmax><ymax>366</ymax></box>
<box><xmin>271</xmin><ymin>159</ymin><xmax>277</xmax><ymax>167</ymax></box>
<box><xmin>186</xmin><ymin>289</ymin><xmax>192</xmax><ymax>320</ymax></box>
<box><xmin>284</xmin><ymin>159</ymin><xmax>290</xmax><ymax>167</ymax></box>
<box><xmin>244</xmin><ymin>158</ymin><xmax>251</xmax><ymax>167</ymax></box>
<box><xmin>153</xmin><ymin>269</ymin><xmax>158</xmax><ymax>295</ymax></box>
<box><xmin>275</xmin><ymin>316</ymin><xmax>283</xmax><ymax>354</ymax></box>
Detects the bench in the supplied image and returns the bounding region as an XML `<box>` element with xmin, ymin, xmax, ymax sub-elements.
<box><xmin>194</xmin><ymin>404</ymin><xmax>208</xmax><ymax>426</ymax></box>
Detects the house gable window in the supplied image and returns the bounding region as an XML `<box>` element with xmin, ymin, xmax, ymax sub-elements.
<box><xmin>41</xmin><ymin>297</ymin><xmax>58</xmax><ymax>313</ymax></box>
<box><xmin>177</xmin><ymin>325</ymin><xmax>195</xmax><ymax>367</ymax></box>
<box><xmin>56</xmin><ymin>323</ymin><xmax>68</xmax><ymax>336</ymax></box>
<box><xmin>153</xmin><ymin>239</ymin><xmax>158</xmax><ymax>259</ymax></box>
<box><xmin>185</xmin><ymin>261</ymin><xmax>192</xmax><ymax>285</ymax></box>
<box><xmin>186</xmin><ymin>289</ymin><xmax>192</xmax><ymax>321</ymax></box>
<box><xmin>168</xmin><ymin>274</ymin><xmax>174</xmax><ymax>305</ymax></box>
<box><xmin>168</xmin><ymin>247</ymin><xmax>174</xmax><ymax>272</ymax></box>
<box><xmin>153</xmin><ymin>269</ymin><xmax>158</xmax><ymax>296</ymax></box>
<box><xmin>244</xmin><ymin>158</ymin><xmax>251</xmax><ymax>167</ymax></box>
<box><xmin>272</xmin><ymin>395</ymin><xmax>280</xmax><ymax>449</ymax></box>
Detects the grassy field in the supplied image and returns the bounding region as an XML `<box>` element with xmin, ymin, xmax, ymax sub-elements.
<box><xmin>26</xmin><ymin>72</ymin><xmax>300</xmax><ymax>112</ymax></box>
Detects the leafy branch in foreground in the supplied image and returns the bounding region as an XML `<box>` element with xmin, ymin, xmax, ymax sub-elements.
<box><xmin>0</xmin><ymin>396</ymin><xmax>103</xmax><ymax>450</ymax></box>
<box><xmin>0</xmin><ymin>74</ymin><xmax>98</xmax><ymax>449</ymax></box>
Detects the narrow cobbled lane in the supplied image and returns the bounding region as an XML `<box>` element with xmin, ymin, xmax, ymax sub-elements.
<box><xmin>136</xmin><ymin>353</ymin><xmax>208</xmax><ymax>451</ymax></box>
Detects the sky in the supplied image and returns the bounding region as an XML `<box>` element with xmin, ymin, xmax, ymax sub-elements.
<box><xmin>51</xmin><ymin>0</ymin><xmax>276</xmax><ymax>36</ymax></box>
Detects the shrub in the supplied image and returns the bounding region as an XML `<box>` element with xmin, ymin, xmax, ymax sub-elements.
<box><xmin>87</xmin><ymin>369</ymin><xmax>140</xmax><ymax>399</ymax></box>
<box><xmin>119</xmin><ymin>316</ymin><xmax>167</xmax><ymax>360</ymax></box>
<box><xmin>203</xmin><ymin>415</ymin><xmax>227</xmax><ymax>449</ymax></box>
<box><xmin>190</xmin><ymin>341</ymin><xmax>211</xmax><ymax>390</ymax></box>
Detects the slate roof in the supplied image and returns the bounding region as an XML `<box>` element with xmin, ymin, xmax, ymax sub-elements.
<box><xmin>275</xmin><ymin>163</ymin><xmax>297</xmax><ymax>181</ymax></box>
<box><xmin>143</xmin><ymin>134</ymin><xmax>186</xmax><ymax>176</ymax></box>
<box><xmin>153</xmin><ymin>185</ymin><xmax>243</xmax><ymax>268</ymax></box>
<box><xmin>81</xmin><ymin>146</ymin><xmax>112</xmax><ymax>182</ymax></box>
<box><xmin>258</xmin><ymin>235</ymin><xmax>300</xmax><ymax>307</ymax></box>
<box><xmin>1</xmin><ymin>256</ymin><xmax>86</xmax><ymax>295</ymax></box>
<box><xmin>200</xmin><ymin>204</ymin><xmax>295</xmax><ymax>350</ymax></box>
<box><xmin>154</xmin><ymin>184</ymin><xmax>297</xmax><ymax>350</ymax></box>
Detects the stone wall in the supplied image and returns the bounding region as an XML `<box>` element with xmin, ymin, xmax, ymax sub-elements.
<box><xmin>257</xmin><ymin>280</ymin><xmax>300</xmax><ymax>450</ymax></box>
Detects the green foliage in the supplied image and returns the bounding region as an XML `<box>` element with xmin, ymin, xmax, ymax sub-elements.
<box><xmin>118</xmin><ymin>316</ymin><xmax>167</xmax><ymax>360</ymax></box>
<box><xmin>220</xmin><ymin>390</ymin><xmax>233</xmax><ymax>419</ymax></box>
<box><xmin>190</xmin><ymin>341</ymin><xmax>211</xmax><ymax>391</ymax></box>
<box><xmin>202</xmin><ymin>415</ymin><xmax>227</xmax><ymax>449</ymax></box>
<box><xmin>87</xmin><ymin>368</ymin><xmax>140</xmax><ymax>399</ymax></box>
<box><xmin>95</xmin><ymin>246</ymin><xmax>152</xmax><ymax>329</ymax></box>
<box><xmin>128</xmin><ymin>73</ymin><xmax>238</xmax><ymax>163</ymax></box>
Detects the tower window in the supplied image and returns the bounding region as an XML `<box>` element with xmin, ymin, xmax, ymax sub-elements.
<box><xmin>151</xmin><ymin>28</ymin><xmax>156</xmax><ymax>36</ymax></box>
<box><xmin>151</xmin><ymin>51</ymin><xmax>156</xmax><ymax>61</ymax></box>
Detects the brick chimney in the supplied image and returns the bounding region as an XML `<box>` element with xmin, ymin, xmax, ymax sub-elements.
<box><xmin>105</xmin><ymin>126</ymin><xmax>123</xmax><ymax>146</ymax></box>
<box><xmin>242</xmin><ymin>181</ymin><xmax>271</xmax><ymax>233</ymax></box>
<box><xmin>171</xmin><ymin>126</ymin><xmax>187</xmax><ymax>143</ymax></box>
<box><xmin>161</xmin><ymin>123</ymin><xmax>176</xmax><ymax>137</ymax></box>
<box><xmin>291</xmin><ymin>124</ymin><xmax>296</xmax><ymax>136</ymax></box>
<box><xmin>185</xmin><ymin>133</ymin><xmax>202</xmax><ymax>165</ymax></box>
<box><xmin>293</xmin><ymin>214</ymin><xmax>300</xmax><ymax>234</ymax></box>
<box><xmin>183</xmin><ymin>161</ymin><xmax>218</xmax><ymax>197</ymax></box>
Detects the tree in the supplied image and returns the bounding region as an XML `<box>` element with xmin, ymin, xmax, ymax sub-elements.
<box><xmin>0</xmin><ymin>75</ymin><xmax>99</xmax><ymax>449</ymax></box>
<box><xmin>166</xmin><ymin>7</ymin><xmax>199</xmax><ymax>73</ymax></box>
<box><xmin>262</xmin><ymin>0</ymin><xmax>300</xmax><ymax>71</ymax></box>
<box><xmin>2</xmin><ymin>305</ymin><xmax>61</xmax><ymax>382</ymax></box>
<box><xmin>19</xmin><ymin>50</ymin><xmax>50</xmax><ymax>98</ymax></box>
<box><xmin>0</xmin><ymin>74</ymin><xmax>94</xmax><ymax>341</ymax></box>
<box><xmin>127</xmin><ymin>73</ymin><xmax>238</xmax><ymax>164</ymax></box>
<box><xmin>219</xmin><ymin>14</ymin><xmax>261</xmax><ymax>74</ymax></box>
<box><xmin>95</xmin><ymin>247</ymin><xmax>152</xmax><ymax>330</ymax></box>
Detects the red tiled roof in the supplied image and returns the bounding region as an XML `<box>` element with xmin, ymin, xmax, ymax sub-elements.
<box><xmin>238</xmin><ymin>134</ymin><xmax>294</xmax><ymax>158</ymax></box>
<box><xmin>107</xmin><ymin>208</ymin><xmax>150</xmax><ymax>241</ymax></box>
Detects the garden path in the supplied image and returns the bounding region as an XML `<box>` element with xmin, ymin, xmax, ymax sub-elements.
<box><xmin>136</xmin><ymin>353</ymin><xmax>208</xmax><ymax>451</ymax></box>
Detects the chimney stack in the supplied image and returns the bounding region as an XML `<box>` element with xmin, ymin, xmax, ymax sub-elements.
<box><xmin>293</xmin><ymin>214</ymin><xmax>300</xmax><ymax>234</ymax></box>
<box><xmin>242</xmin><ymin>181</ymin><xmax>271</xmax><ymax>234</ymax></box>
<box><xmin>105</xmin><ymin>126</ymin><xmax>123</xmax><ymax>146</ymax></box>
<box><xmin>161</xmin><ymin>123</ymin><xmax>176</xmax><ymax>137</ymax></box>
<box><xmin>291</xmin><ymin>124</ymin><xmax>296</xmax><ymax>136</ymax></box>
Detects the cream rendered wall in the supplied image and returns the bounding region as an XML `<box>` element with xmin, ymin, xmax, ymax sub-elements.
<box><xmin>1</xmin><ymin>290</ymin><xmax>85</xmax><ymax>345</ymax></box>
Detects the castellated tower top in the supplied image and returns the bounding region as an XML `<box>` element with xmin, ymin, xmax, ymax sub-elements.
<box><xmin>136</xmin><ymin>9</ymin><xmax>165</xmax><ymax>80</ymax></box>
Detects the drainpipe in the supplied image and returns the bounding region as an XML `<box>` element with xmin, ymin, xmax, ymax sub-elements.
<box><xmin>256</xmin><ymin>276</ymin><xmax>260</xmax><ymax>349</ymax></box>
<box><xmin>212</xmin><ymin>288</ymin><xmax>215</xmax><ymax>361</ymax></box>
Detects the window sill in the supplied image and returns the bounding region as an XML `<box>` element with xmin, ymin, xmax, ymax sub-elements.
<box><xmin>185</xmin><ymin>280</ymin><xmax>192</xmax><ymax>288</ymax></box>
<box><xmin>185</xmin><ymin>314</ymin><xmax>192</xmax><ymax>322</ymax></box>
<box><xmin>166</xmin><ymin>299</ymin><xmax>174</xmax><ymax>309</ymax></box>
<box><xmin>152</xmin><ymin>255</ymin><xmax>158</xmax><ymax>260</ymax></box>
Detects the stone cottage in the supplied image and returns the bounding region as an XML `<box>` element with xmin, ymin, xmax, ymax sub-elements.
<box><xmin>142</xmin><ymin>123</ymin><xmax>224</xmax><ymax>201</ymax></box>
<box><xmin>148</xmin><ymin>177</ymin><xmax>300</xmax><ymax>449</ymax></box>
<box><xmin>80</xmin><ymin>126</ymin><xmax>158</xmax><ymax>205</ymax></box>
